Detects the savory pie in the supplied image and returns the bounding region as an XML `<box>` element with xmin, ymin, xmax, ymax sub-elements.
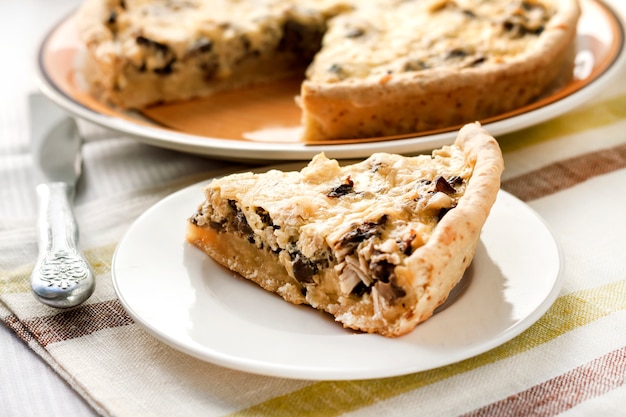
<box><xmin>75</xmin><ymin>0</ymin><xmax>580</xmax><ymax>141</ymax></box>
<box><xmin>186</xmin><ymin>122</ymin><xmax>504</xmax><ymax>337</ymax></box>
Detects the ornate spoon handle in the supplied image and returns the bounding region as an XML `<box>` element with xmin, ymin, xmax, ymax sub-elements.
<box><xmin>31</xmin><ymin>182</ymin><xmax>95</xmax><ymax>308</ymax></box>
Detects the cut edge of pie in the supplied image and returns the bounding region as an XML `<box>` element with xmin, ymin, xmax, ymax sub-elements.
<box><xmin>186</xmin><ymin>122</ymin><xmax>504</xmax><ymax>337</ymax></box>
<box><xmin>74</xmin><ymin>0</ymin><xmax>343</xmax><ymax>110</ymax></box>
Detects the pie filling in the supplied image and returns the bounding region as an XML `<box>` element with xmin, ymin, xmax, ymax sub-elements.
<box><xmin>188</xmin><ymin>158</ymin><xmax>467</xmax><ymax>307</ymax></box>
<box><xmin>107</xmin><ymin>12</ymin><xmax>327</xmax><ymax>90</ymax></box>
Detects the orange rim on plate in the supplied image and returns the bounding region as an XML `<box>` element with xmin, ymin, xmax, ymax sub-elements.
<box><xmin>37</xmin><ymin>0</ymin><xmax>625</xmax><ymax>152</ymax></box>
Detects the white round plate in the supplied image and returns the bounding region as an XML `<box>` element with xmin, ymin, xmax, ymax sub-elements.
<box><xmin>37</xmin><ymin>0</ymin><xmax>625</xmax><ymax>161</ymax></box>
<box><xmin>112</xmin><ymin>180</ymin><xmax>562</xmax><ymax>380</ymax></box>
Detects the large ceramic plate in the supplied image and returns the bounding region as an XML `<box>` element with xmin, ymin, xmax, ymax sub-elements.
<box><xmin>112</xmin><ymin>177</ymin><xmax>562</xmax><ymax>380</ymax></box>
<box><xmin>37</xmin><ymin>0</ymin><xmax>625</xmax><ymax>161</ymax></box>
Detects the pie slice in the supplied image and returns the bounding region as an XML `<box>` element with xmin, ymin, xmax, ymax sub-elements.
<box><xmin>186</xmin><ymin>122</ymin><xmax>504</xmax><ymax>337</ymax></box>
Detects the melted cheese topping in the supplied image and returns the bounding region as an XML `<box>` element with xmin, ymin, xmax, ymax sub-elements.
<box><xmin>307</xmin><ymin>0</ymin><xmax>556</xmax><ymax>82</ymax></box>
<box><xmin>192</xmin><ymin>147</ymin><xmax>472</xmax><ymax>296</ymax></box>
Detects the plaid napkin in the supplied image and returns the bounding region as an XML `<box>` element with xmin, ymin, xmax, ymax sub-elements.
<box><xmin>2</xmin><ymin>83</ymin><xmax>626</xmax><ymax>417</ymax></box>
<box><xmin>0</xmin><ymin>83</ymin><xmax>626</xmax><ymax>417</ymax></box>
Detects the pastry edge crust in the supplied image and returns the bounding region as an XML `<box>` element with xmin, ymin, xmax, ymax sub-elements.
<box><xmin>394</xmin><ymin>122</ymin><xmax>504</xmax><ymax>334</ymax></box>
